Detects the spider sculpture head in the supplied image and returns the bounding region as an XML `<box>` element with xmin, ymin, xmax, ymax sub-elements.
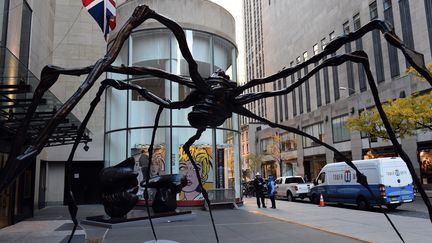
<box><xmin>187</xmin><ymin>69</ymin><xmax>238</xmax><ymax>129</ymax></box>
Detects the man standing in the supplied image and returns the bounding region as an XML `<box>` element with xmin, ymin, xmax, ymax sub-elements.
<box><xmin>253</xmin><ymin>172</ymin><xmax>266</xmax><ymax>208</ymax></box>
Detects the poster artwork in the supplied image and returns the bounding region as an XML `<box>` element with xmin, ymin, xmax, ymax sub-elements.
<box><xmin>132</xmin><ymin>145</ymin><xmax>166</xmax><ymax>199</ymax></box>
<box><xmin>179</xmin><ymin>146</ymin><xmax>214</xmax><ymax>200</ymax></box>
<box><xmin>217</xmin><ymin>148</ymin><xmax>225</xmax><ymax>188</ymax></box>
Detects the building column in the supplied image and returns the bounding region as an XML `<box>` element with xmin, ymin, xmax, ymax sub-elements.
<box><xmin>401</xmin><ymin>135</ymin><xmax>421</xmax><ymax>179</ymax></box>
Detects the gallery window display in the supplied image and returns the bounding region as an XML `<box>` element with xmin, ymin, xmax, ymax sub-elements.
<box><xmin>105</xmin><ymin>29</ymin><xmax>241</xmax><ymax>202</ymax></box>
<box><xmin>420</xmin><ymin>149</ymin><xmax>432</xmax><ymax>184</ymax></box>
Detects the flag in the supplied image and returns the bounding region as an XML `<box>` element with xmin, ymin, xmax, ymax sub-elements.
<box><xmin>82</xmin><ymin>0</ymin><xmax>116</xmax><ymax>39</ymax></box>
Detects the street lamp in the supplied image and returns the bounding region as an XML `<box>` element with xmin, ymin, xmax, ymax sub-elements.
<box><xmin>339</xmin><ymin>86</ymin><xmax>356</xmax><ymax>95</ymax></box>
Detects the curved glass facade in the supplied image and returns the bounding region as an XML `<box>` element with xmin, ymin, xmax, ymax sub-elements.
<box><xmin>105</xmin><ymin>29</ymin><xmax>241</xmax><ymax>201</ymax></box>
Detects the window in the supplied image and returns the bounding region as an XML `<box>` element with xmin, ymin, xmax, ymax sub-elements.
<box><xmin>315</xmin><ymin>62</ymin><xmax>322</xmax><ymax>107</ymax></box>
<box><xmin>332</xmin><ymin>115</ymin><xmax>351</xmax><ymax>143</ymax></box>
<box><xmin>426</xmin><ymin>0</ymin><xmax>432</xmax><ymax>57</ymax></box>
<box><xmin>0</xmin><ymin>0</ymin><xmax>9</xmax><ymax>47</ymax></box>
<box><xmin>281</xmin><ymin>132</ymin><xmax>297</xmax><ymax>151</ymax></box>
<box><xmin>313</xmin><ymin>44</ymin><xmax>319</xmax><ymax>55</ymax></box>
<box><xmin>283</xmin><ymin>78</ymin><xmax>288</xmax><ymax>120</ymax></box>
<box><xmin>329</xmin><ymin>32</ymin><xmax>335</xmax><ymax>41</ymax></box>
<box><xmin>19</xmin><ymin>1</ymin><xmax>32</xmax><ymax>67</ymax></box>
<box><xmin>330</xmin><ymin>32</ymin><xmax>339</xmax><ymax>101</ymax></box>
<box><xmin>304</xmin><ymin>65</ymin><xmax>310</xmax><ymax>112</ymax></box>
<box><xmin>317</xmin><ymin>172</ymin><xmax>326</xmax><ymax>184</ymax></box>
<box><xmin>370</xmin><ymin>1</ymin><xmax>378</xmax><ymax>19</ymax></box>
<box><xmin>370</xmin><ymin>1</ymin><xmax>385</xmax><ymax>83</ymax></box>
<box><xmin>343</xmin><ymin>21</ymin><xmax>355</xmax><ymax>96</ymax></box>
<box><xmin>278</xmin><ymin>79</ymin><xmax>283</xmax><ymax>122</ymax></box>
<box><xmin>296</xmin><ymin>56</ymin><xmax>301</xmax><ymax>64</ymax></box>
<box><xmin>399</xmin><ymin>0</ymin><xmax>414</xmax><ymax>67</ymax></box>
<box><xmin>354</xmin><ymin>14</ymin><xmax>366</xmax><ymax>92</ymax></box>
<box><xmin>285</xmin><ymin>177</ymin><xmax>304</xmax><ymax>184</ymax></box>
<box><xmin>303</xmin><ymin>51</ymin><xmax>308</xmax><ymax>61</ymax></box>
<box><xmin>261</xmin><ymin>138</ymin><xmax>273</xmax><ymax>154</ymax></box>
<box><xmin>303</xmin><ymin>123</ymin><xmax>324</xmax><ymax>148</ymax></box>
<box><xmin>298</xmin><ymin>69</ymin><xmax>303</xmax><ymax>114</ymax></box>
<box><xmin>321</xmin><ymin>38</ymin><xmax>327</xmax><ymax>50</ymax></box>
<box><xmin>291</xmin><ymin>71</ymin><xmax>297</xmax><ymax>116</ymax></box>
<box><xmin>384</xmin><ymin>0</ymin><xmax>392</xmax><ymax>10</ymax></box>
<box><xmin>384</xmin><ymin>0</ymin><xmax>400</xmax><ymax>77</ymax></box>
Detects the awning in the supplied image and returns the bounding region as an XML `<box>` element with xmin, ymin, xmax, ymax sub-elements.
<box><xmin>0</xmin><ymin>47</ymin><xmax>92</xmax><ymax>151</ymax></box>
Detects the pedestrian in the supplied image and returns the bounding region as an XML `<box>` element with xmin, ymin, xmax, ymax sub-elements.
<box><xmin>253</xmin><ymin>172</ymin><xmax>266</xmax><ymax>208</ymax></box>
<box><xmin>268</xmin><ymin>175</ymin><xmax>276</xmax><ymax>209</ymax></box>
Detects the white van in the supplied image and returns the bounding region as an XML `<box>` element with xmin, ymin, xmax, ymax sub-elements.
<box><xmin>309</xmin><ymin>157</ymin><xmax>415</xmax><ymax>210</ymax></box>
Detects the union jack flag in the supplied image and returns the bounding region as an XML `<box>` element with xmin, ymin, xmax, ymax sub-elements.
<box><xmin>82</xmin><ymin>0</ymin><xmax>116</xmax><ymax>40</ymax></box>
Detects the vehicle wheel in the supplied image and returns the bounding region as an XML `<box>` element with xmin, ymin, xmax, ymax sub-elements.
<box><xmin>357</xmin><ymin>197</ymin><xmax>369</xmax><ymax>210</ymax></box>
<box><xmin>287</xmin><ymin>191</ymin><xmax>294</xmax><ymax>201</ymax></box>
<box><xmin>311</xmin><ymin>194</ymin><xmax>319</xmax><ymax>205</ymax></box>
<box><xmin>386</xmin><ymin>204</ymin><xmax>400</xmax><ymax>210</ymax></box>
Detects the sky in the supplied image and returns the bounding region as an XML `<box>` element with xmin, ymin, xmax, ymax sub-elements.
<box><xmin>209</xmin><ymin>0</ymin><xmax>246</xmax><ymax>84</ymax></box>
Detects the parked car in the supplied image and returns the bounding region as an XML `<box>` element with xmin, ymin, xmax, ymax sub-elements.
<box><xmin>309</xmin><ymin>157</ymin><xmax>415</xmax><ymax>210</ymax></box>
<box><xmin>275</xmin><ymin>176</ymin><xmax>313</xmax><ymax>201</ymax></box>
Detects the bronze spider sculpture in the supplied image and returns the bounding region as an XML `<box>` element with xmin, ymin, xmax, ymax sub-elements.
<box><xmin>0</xmin><ymin>4</ymin><xmax>432</xmax><ymax>243</ymax></box>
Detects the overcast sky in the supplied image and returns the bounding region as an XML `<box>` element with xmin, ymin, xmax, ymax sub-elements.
<box><xmin>209</xmin><ymin>0</ymin><xmax>246</xmax><ymax>84</ymax></box>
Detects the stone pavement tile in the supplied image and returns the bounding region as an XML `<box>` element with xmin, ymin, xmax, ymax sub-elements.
<box><xmin>0</xmin><ymin>232</ymin><xmax>30</xmax><ymax>243</ymax></box>
<box><xmin>59</xmin><ymin>234</ymin><xmax>85</xmax><ymax>243</ymax></box>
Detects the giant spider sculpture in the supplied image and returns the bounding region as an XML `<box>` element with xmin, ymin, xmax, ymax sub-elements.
<box><xmin>1</xmin><ymin>4</ymin><xmax>432</xmax><ymax>243</ymax></box>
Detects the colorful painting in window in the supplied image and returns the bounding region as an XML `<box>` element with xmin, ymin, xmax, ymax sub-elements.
<box><xmin>178</xmin><ymin>146</ymin><xmax>214</xmax><ymax>200</ymax></box>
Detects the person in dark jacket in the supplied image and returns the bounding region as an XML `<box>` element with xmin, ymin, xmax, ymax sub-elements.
<box><xmin>253</xmin><ymin>172</ymin><xmax>266</xmax><ymax>208</ymax></box>
<box><xmin>268</xmin><ymin>175</ymin><xmax>276</xmax><ymax>209</ymax></box>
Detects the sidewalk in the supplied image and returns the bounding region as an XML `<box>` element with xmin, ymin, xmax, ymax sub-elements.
<box><xmin>241</xmin><ymin>197</ymin><xmax>432</xmax><ymax>243</ymax></box>
<box><xmin>0</xmin><ymin>204</ymin><xmax>364</xmax><ymax>243</ymax></box>
<box><xmin>1</xmin><ymin>200</ymin><xmax>431</xmax><ymax>242</ymax></box>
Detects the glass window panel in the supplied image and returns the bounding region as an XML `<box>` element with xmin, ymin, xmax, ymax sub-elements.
<box><xmin>131</xmin><ymin>30</ymin><xmax>171</xmax><ymax>71</ymax></box>
<box><xmin>332</xmin><ymin>115</ymin><xmax>351</xmax><ymax>143</ymax></box>
<box><xmin>105</xmin><ymin>131</ymin><xmax>127</xmax><ymax>167</ymax></box>
<box><xmin>214</xmin><ymin>36</ymin><xmax>235</xmax><ymax>79</ymax></box>
<box><xmin>128</xmin><ymin>79</ymin><xmax>170</xmax><ymax>128</ymax></box>
<box><xmin>106</xmin><ymin>87</ymin><xmax>127</xmax><ymax>130</ymax></box>
<box><xmin>303</xmin><ymin>123</ymin><xmax>323</xmax><ymax>148</ymax></box>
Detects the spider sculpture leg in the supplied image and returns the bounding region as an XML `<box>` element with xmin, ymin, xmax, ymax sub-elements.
<box><xmin>237</xmin><ymin>19</ymin><xmax>431</xmax><ymax>96</ymax></box>
<box><xmin>234</xmin><ymin>106</ymin><xmax>405</xmax><ymax>242</ymax></box>
<box><xmin>183</xmin><ymin>128</ymin><xmax>219</xmax><ymax>243</ymax></box>
<box><xmin>351</xmin><ymin>50</ymin><xmax>432</xmax><ymax>223</ymax></box>
<box><xmin>63</xmin><ymin>79</ymin><xmax>195</xmax><ymax>242</ymax></box>
<box><xmin>236</xmin><ymin>50</ymin><xmax>432</xmax><ymax>241</ymax></box>
<box><xmin>239</xmin><ymin>49</ymin><xmax>432</xmax><ymax>224</ymax></box>
<box><xmin>143</xmin><ymin>105</ymin><xmax>165</xmax><ymax>241</ymax></box>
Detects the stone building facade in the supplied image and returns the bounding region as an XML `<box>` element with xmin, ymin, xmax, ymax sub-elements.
<box><xmin>256</xmin><ymin>0</ymin><xmax>432</xmax><ymax>185</ymax></box>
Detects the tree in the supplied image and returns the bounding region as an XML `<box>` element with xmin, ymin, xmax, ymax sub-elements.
<box><xmin>269</xmin><ymin>133</ymin><xmax>283</xmax><ymax>173</ymax></box>
<box><xmin>346</xmin><ymin>65</ymin><xmax>432</xmax><ymax>140</ymax></box>
<box><xmin>247</xmin><ymin>153</ymin><xmax>264</xmax><ymax>177</ymax></box>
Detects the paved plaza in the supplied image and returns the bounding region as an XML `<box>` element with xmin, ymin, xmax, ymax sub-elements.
<box><xmin>1</xmin><ymin>198</ymin><xmax>432</xmax><ymax>242</ymax></box>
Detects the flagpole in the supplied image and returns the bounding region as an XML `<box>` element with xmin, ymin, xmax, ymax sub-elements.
<box><xmin>103</xmin><ymin>0</ymin><xmax>107</xmax><ymax>38</ymax></box>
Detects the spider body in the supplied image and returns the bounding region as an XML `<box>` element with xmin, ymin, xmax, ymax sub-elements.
<box><xmin>188</xmin><ymin>70</ymin><xmax>237</xmax><ymax>129</ymax></box>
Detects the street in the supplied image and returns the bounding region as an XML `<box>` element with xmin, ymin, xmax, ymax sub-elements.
<box><xmin>269</xmin><ymin>195</ymin><xmax>431</xmax><ymax>219</ymax></box>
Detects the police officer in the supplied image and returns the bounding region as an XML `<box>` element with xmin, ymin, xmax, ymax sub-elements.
<box><xmin>253</xmin><ymin>172</ymin><xmax>266</xmax><ymax>208</ymax></box>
